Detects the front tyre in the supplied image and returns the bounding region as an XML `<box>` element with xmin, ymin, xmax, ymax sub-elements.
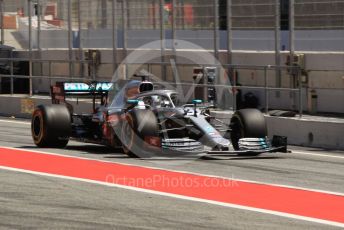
<box><xmin>31</xmin><ymin>104</ymin><xmax>71</xmax><ymax>148</ymax></box>
<box><xmin>230</xmin><ymin>109</ymin><xmax>267</xmax><ymax>151</ymax></box>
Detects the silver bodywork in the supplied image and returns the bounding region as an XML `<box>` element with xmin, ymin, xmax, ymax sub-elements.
<box><xmin>132</xmin><ymin>88</ymin><xmax>233</xmax><ymax>151</ymax></box>
<box><xmin>106</xmin><ymin>80</ymin><xmax>286</xmax><ymax>156</ymax></box>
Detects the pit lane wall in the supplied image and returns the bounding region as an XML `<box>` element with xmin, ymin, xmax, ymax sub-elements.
<box><xmin>0</xmin><ymin>95</ymin><xmax>96</xmax><ymax>119</ymax></box>
<box><xmin>211</xmin><ymin>110</ymin><xmax>344</xmax><ymax>150</ymax></box>
<box><xmin>0</xmin><ymin>95</ymin><xmax>343</xmax><ymax>150</ymax></box>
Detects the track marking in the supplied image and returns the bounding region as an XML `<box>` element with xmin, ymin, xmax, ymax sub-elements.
<box><xmin>0</xmin><ymin>165</ymin><xmax>343</xmax><ymax>228</ymax></box>
<box><xmin>0</xmin><ymin>119</ymin><xmax>30</xmax><ymax>125</ymax></box>
<box><xmin>292</xmin><ymin>150</ymin><xmax>344</xmax><ymax>160</ymax></box>
<box><xmin>2</xmin><ymin>146</ymin><xmax>344</xmax><ymax>197</ymax></box>
<box><xmin>0</xmin><ymin>147</ymin><xmax>344</xmax><ymax>227</ymax></box>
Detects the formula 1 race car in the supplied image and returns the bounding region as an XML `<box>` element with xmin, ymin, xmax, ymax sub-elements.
<box><xmin>31</xmin><ymin>78</ymin><xmax>287</xmax><ymax>158</ymax></box>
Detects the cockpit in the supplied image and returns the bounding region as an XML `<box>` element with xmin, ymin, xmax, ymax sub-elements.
<box><xmin>138</xmin><ymin>95</ymin><xmax>174</xmax><ymax>109</ymax></box>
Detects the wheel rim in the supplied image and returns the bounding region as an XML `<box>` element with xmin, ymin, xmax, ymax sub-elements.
<box><xmin>32</xmin><ymin>112</ymin><xmax>43</xmax><ymax>142</ymax></box>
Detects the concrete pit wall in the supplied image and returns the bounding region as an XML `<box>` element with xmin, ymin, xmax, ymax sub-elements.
<box><xmin>211</xmin><ymin>110</ymin><xmax>344</xmax><ymax>150</ymax></box>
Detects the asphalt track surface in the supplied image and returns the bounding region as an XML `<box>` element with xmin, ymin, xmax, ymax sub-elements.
<box><xmin>0</xmin><ymin>117</ymin><xmax>344</xmax><ymax>229</ymax></box>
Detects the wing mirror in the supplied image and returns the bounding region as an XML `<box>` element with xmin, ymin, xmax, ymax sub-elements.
<box><xmin>192</xmin><ymin>99</ymin><xmax>202</xmax><ymax>117</ymax></box>
<box><xmin>127</xmin><ymin>99</ymin><xmax>139</xmax><ymax>105</ymax></box>
<box><xmin>192</xmin><ymin>99</ymin><xmax>202</xmax><ymax>105</ymax></box>
<box><xmin>125</xmin><ymin>99</ymin><xmax>139</xmax><ymax>112</ymax></box>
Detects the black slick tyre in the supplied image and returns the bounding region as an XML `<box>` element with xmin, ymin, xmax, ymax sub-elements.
<box><xmin>31</xmin><ymin>104</ymin><xmax>71</xmax><ymax>148</ymax></box>
<box><xmin>230</xmin><ymin>109</ymin><xmax>267</xmax><ymax>150</ymax></box>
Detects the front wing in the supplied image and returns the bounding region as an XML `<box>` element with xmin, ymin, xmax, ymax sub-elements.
<box><xmin>206</xmin><ymin>135</ymin><xmax>288</xmax><ymax>156</ymax></box>
<box><xmin>152</xmin><ymin>135</ymin><xmax>288</xmax><ymax>158</ymax></box>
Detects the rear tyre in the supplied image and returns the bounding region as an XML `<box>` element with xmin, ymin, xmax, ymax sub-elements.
<box><xmin>31</xmin><ymin>104</ymin><xmax>71</xmax><ymax>148</ymax></box>
<box><xmin>121</xmin><ymin>109</ymin><xmax>159</xmax><ymax>158</ymax></box>
<box><xmin>230</xmin><ymin>109</ymin><xmax>267</xmax><ymax>151</ymax></box>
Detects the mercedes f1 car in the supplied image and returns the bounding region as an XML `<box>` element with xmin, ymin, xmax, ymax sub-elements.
<box><xmin>31</xmin><ymin>78</ymin><xmax>287</xmax><ymax>158</ymax></box>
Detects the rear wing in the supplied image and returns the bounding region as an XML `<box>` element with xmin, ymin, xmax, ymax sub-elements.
<box><xmin>51</xmin><ymin>82</ymin><xmax>113</xmax><ymax>112</ymax></box>
<box><xmin>62</xmin><ymin>82</ymin><xmax>113</xmax><ymax>94</ymax></box>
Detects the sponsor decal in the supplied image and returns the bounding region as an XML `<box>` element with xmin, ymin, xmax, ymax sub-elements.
<box><xmin>64</xmin><ymin>83</ymin><xmax>90</xmax><ymax>91</ymax></box>
<box><xmin>64</xmin><ymin>82</ymin><xmax>113</xmax><ymax>92</ymax></box>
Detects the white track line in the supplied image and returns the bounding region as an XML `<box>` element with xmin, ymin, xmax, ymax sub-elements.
<box><xmin>0</xmin><ymin>165</ymin><xmax>343</xmax><ymax>228</ymax></box>
<box><xmin>292</xmin><ymin>150</ymin><xmax>344</xmax><ymax>160</ymax></box>
<box><xmin>0</xmin><ymin>119</ymin><xmax>30</xmax><ymax>125</ymax></box>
